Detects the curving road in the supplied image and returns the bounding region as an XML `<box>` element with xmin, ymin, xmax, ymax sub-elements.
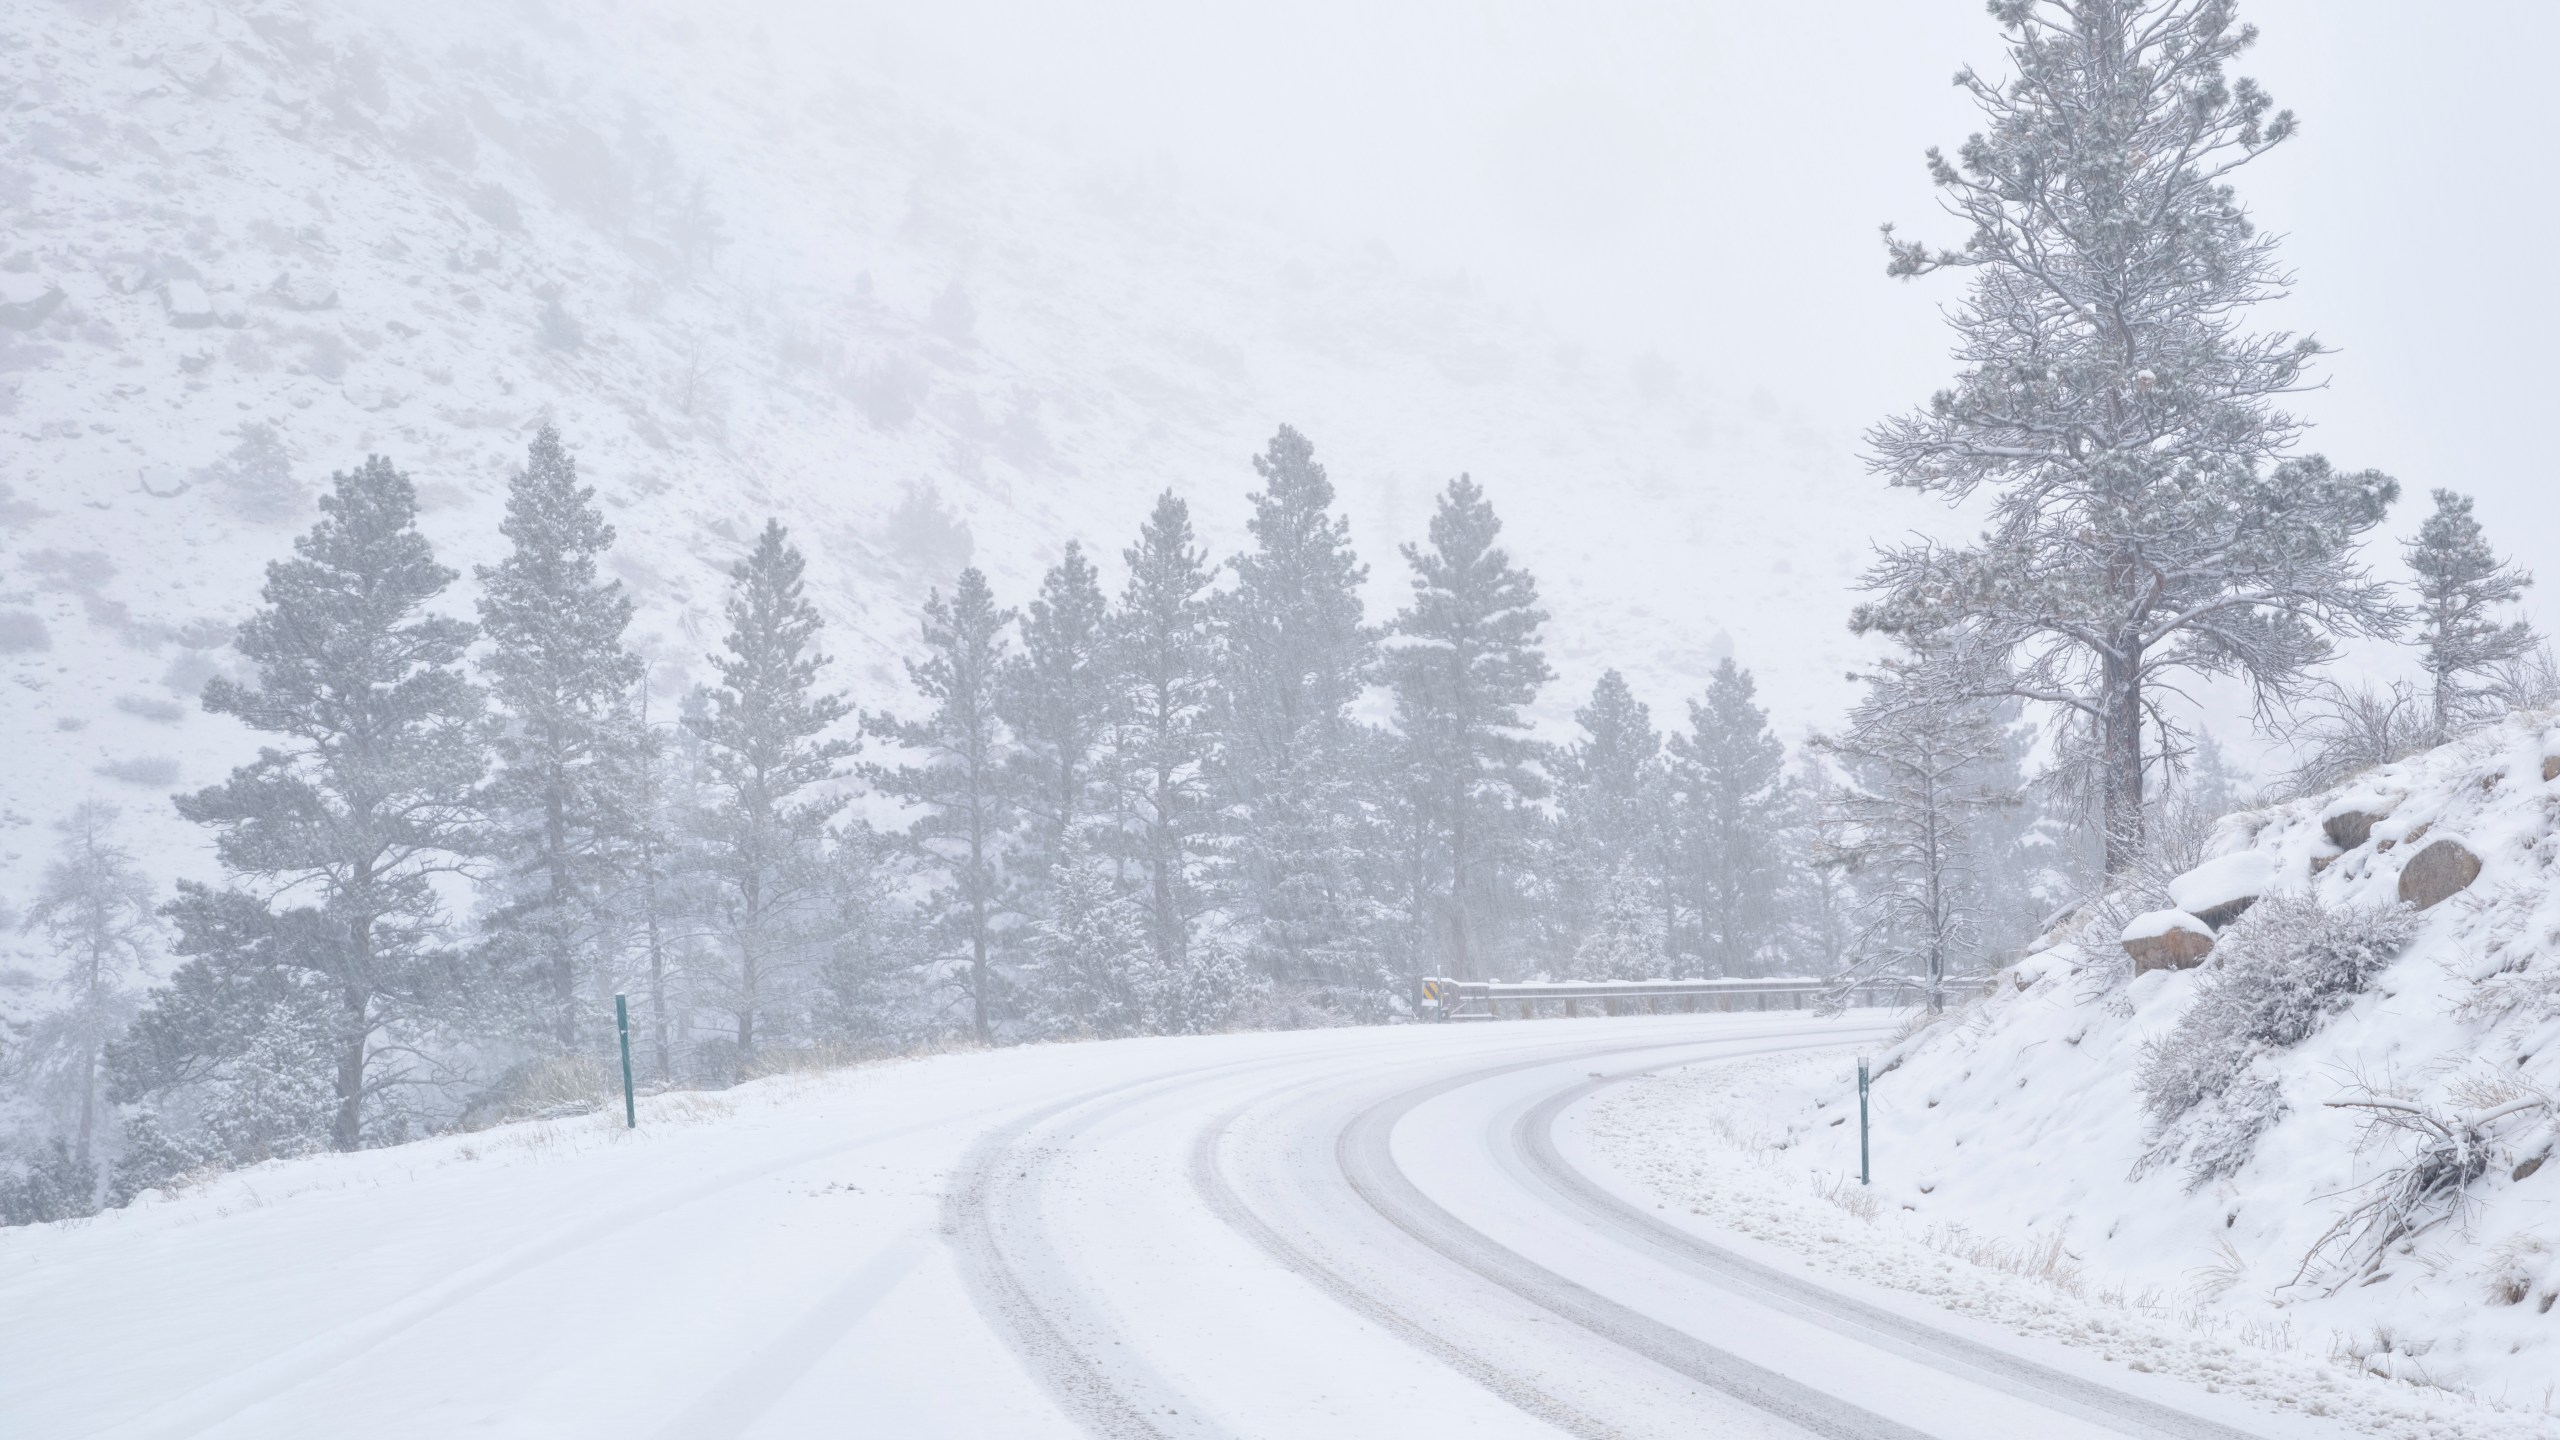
<box><xmin>2</xmin><ymin>1015</ymin><xmax>2333</xmax><ymax>1438</ymax></box>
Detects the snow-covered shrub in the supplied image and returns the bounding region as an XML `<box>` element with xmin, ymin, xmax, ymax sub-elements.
<box><xmin>0</xmin><ymin>1136</ymin><xmax>98</xmax><ymax>1225</ymax></box>
<box><xmin>104</xmin><ymin>1109</ymin><xmax>211</xmax><ymax>1207</ymax></box>
<box><xmin>2137</xmin><ymin>894</ymin><xmax>2416</xmax><ymax>1185</ymax></box>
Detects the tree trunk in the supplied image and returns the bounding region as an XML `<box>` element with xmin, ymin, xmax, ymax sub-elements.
<box><xmin>334</xmin><ymin>983</ymin><xmax>369</xmax><ymax>1152</ymax></box>
<box><xmin>2101</xmin><ymin>646</ymin><xmax>2145</xmax><ymax>876</ymax></box>
<box><xmin>547</xmin><ymin>780</ymin><xmax>576</xmax><ymax>1048</ymax></box>
<box><xmin>75</xmin><ymin>1039</ymin><xmax>97</xmax><ymax>1170</ymax></box>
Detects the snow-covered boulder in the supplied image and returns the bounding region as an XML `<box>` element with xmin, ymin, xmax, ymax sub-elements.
<box><xmin>161</xmin><ymin>278</ymin><xmax>216</xmax><ymax>328</ymax></box>
<box><xmin>269</xmin><ymin>268</ymin><xmax>339</xmax><ymax>311</ymax></box>
<box><xmin>0</xmin><ymin>274</ymin><xmax>64</xmax><ymax>329</ymax></box>
<box><xmin>2396</xmin><ymin>835</ymin><xmax>2480</xmax><ymax>910</ymax></box>
<box><xmin>2319</xmin><ymin>800</ymin><xmax>2389</xmax><ymax>851</ymax></box>
<box><xmin>2119</xmin><ymin>909</ymin><xmax>2213</xmax><ymax>973</ymax></box>
<box><xmin>2164</xmin><ymin>849</ymin><xmax>2278</xmax><ymax>930</ymax></box>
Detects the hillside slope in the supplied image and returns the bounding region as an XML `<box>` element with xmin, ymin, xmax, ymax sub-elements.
<box><xmin>1681</xmin><ymin>714</ymin><xmax>2560</xmax><ymax>1409</ymax></box>
<box><xmin>0</xmin><ymin>0</ymin><xmax>1943</xmax><ymax>940</ymax></box>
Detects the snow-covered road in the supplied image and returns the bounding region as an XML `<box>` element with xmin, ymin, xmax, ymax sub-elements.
<box><xmin>4</xmin><ymin>1016</ymin><xmax>2347</xmax><ymax>1438</ymax></box>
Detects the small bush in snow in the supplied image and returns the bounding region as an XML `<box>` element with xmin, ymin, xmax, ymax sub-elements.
<box><xmin>2136</xmin><ymin>894</ymin><xmax>2416</xmax><ymax>1185</ymax></box>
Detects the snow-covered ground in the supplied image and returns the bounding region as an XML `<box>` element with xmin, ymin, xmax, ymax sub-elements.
<box><xmin>1570</xmin><ymin>715</ymin><xmax>2560</xmax><ymax>1439</ymax></box>
<box><xmin>0</xmin><ymin>1010</ymin><xmax>2394</xmax><ymax>1439</ymax></box>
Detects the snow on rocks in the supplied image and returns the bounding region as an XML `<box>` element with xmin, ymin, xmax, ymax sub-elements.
<box><xmin>1622</xmin><ymin>713</ymin><xmax>2560</xmax><ymax>1424</ymax></box>
<box><xmin>158</xmin><ymin>276</ymin><xmax>216</xmax><ymax>328</ymax></box>
<box><xmin>0</xmin><ymin>273</ymin><xmax>65</xmax><ymax>329</ymax></box>
<box><xmin>2168</xmin><ymin>849</ymin><xmax>2282</xmax><ymax>930</ymax></box>
<box><xmin>2396</xmin><ymin>837</ymin><xmax>2481</xmax><ymax>910</ymax></box>
<box><xmin>2122</xmin><ymin>909</ymin><xmax>2215</xmax><ymax>973</ymax></box>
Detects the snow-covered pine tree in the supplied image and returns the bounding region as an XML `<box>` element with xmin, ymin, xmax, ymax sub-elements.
<box><xmin>1384</xmin><ymin>476</ymin><xmax>1554</xmax><ymax>981</ymax></box>
<box><xmin>1557</xmin><ymin>670</ymin><xmax>1671</xmax><ymax>971</ymax></box>
<box><xmin>475</xmin><ymin>424</ymin><xmax>645</xmax><ymax>1051</ymax></box>
<box><xmin>1815</xmin><ymin>640</ymin><xmax>2017</xmax><ymax>1011</ymax></box>
<box><xmin>16</xmin><ymin>803</ymin><xmax>154</xmax><ymax>1173</ymax></box>
<box><xmin>1022</xmin><ymin>823</ymin><xmax>1147</xmax><ymax>1038</ymax></box>
<box><xmin>687</xmin><ymin>521</ymin><xmax>854</xmax><ymax>1065</ymax></box>
<box><xmin>815</xmin><ymin>819</ymin><xmax>922</xmax><ymax>1049</ymax></box>
<box><xmin>2405</xmin><ymin>488</ymin><xmax>2535</xmax><ymax>740</ymax></box>
<box><xmin>1215</xmin><ymin>426</ymin><xmax>1379</xmax><ymax>999</ymax></box>
<box><xmin>866</xmin><ymin>568</ymin><xmax>1016</xmax><ymax>1045</ymax></box>
<box><xmin>1106</xmin><ymin>492</ymin><xmax>1222</xmax><ymax>988</ymax></box>
<box><xmin>1572</xmin><ymin>863</ymin><xmax>1667</xmax><ymax>982</ymax></box>
<box><xmin>1666</xmin><ymin>659</ymin><xmax>1794</xmax><ymax>977</ymax></box>
<box><xmin>621</xmin><ymin>689</ymin><xmax>688</xmax><ymax>1082</ymax></box>
<box><xmin>1001</xmin><ymin>542</ymin><xmax>1112</xmax><ymax>882</ymax></box>
<box><xmin>1860</xmin><ymin>0</ymin><xmax>2402</xmax><ymax>874</ymax></box>
<box><xmin>169</xmin><ymin>455</ymin><xmax>484</xmax><ymax>1151</ymax></box>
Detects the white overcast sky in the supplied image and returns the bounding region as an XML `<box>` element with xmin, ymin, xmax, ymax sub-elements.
<box><xmin>823</xmin><ymin>0</ymin><xmax>2557</xmax><ymax>641</ymax></box>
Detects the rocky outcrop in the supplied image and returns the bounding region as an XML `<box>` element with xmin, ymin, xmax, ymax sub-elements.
<box><xmin>2122</xmin><ymin>910</ymin><xmax>2215</xmax><ymax>974</ymax></box>
<box><xmin>2398</xmin><ymin>838</ymin><xmax>2481</xmax><ymax>911</ymax></box>
<box><xmin>2324</xmin><ymin>809</ymin><xmax>2384</xmax><ymax>851</ymax></box>
<box><xmin>2167</xmin><ymin>851</ymin><xmax>2278</xmax><ymax>932</ymax></box>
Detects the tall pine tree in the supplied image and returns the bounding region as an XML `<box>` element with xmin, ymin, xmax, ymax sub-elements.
<box><xmin>1860</xmin><ymin>0</ymin><xmax>2400</xmax><ymax>873</ymax></box>
<box><xmin>1001</xmin><ymin>542</ymin><xmax>1112</xmax><ymax>878</ymax></box>
<box><xmin>1215</xmin><ymin>426</ymin><xmax>1377</xmax><ymax>995</ymax></box>
<box><xmin>1815</xmin><ymin>640</ymin><xmax>2016</xmax><ymax>1010</ymax></box>
<box><xmin>1557</xmin><ymin>670</ymin><xmax>1670</xmax><ymax>969</ymax></box>
<box><xmin>2405</xmin><ymin>488</ymin><xmax>2535</xmax><ymax>739</ymax></box>
<box><xmin>475</xmin><ymin>424</ymin><xmax>644</xmax><ymax>1049</ymax></box>
<box><xmin>1384</xmin><ymin>477</ymin><xmax>1552</xmax><ymax>981</ymax></box>
<box><xmin>686</xmin><ymin>520</ymin><xmax>853</xmax><ymax>1063</ymax></box>
<box><xmin>1107</xmin><ymin>492</ymin><xmax>1222</xmax><ymax>988</ymax></box>
<box><xmin>170</xmin><ymin>456</ymin><xmax>484</xmax><ymax>1150</ymax></box>
<box><xmin>1666</xmin><ymin>658</ymin><xmax>1792</xmax><ymax>977</ymax></box>
<box><xmin>19</xmin><ymin>803</ymin><xmax>155</xmax><ymax>1172</ymax></box>
<box><xmin>867</xmin><ymin>568</ymin><xmax>1016</xmax><ymax>1045</ymax></box>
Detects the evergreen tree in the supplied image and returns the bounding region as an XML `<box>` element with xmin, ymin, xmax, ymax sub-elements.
<box><xmin>1572</xmin><ymin>863</ymin><xmax>1667</xmax><ymax>981</ymax></box>
<box><xmin>1106</xmin><ymin>492</ymin><xmax>1222</xmax><ymax>988</ymax></box>
<box><xmin>2405</xmin><ymin>488</ymin><xmax>2535</xmax><ymax>739</ymax></box>
<box><xmin>867</xmin><ymin>568</ymin><xmax>1016</xmax><ymax>1045</ymax></box>
<box><xmin>1666</xmin><ymin>658</ymin><xmax>1792</xmax><ymax>977</ymax></box>
<box><xmin>1215</xmin><ymin>426</ymin><xmax>1378</xmax><ymax>996</ymax></box>
<box><xmin>1384</xmin><ymin>476</ymin><xmax>1553</xmax><ymax>980</ymax></box>
<box><xmin>475</xmin><ymin>424</ymin><xmax>644</xmax><ymax>1050</ymax></box>
<box><xmin>1557</xmin><ymin>670</ymin><xmax>1671</xmax><ymax>968</ymax></box>
<box><xmin>1022</xmin><ymin>824</ymin><xmax>1147</xmax><ymax>1038</ymax></box>
<box><xmin>1815</xmin><ymin>641</ymin><xmax>2016</xmax><ymax>1011</ymax></box>
<box><xmin>1860</xmin><ymin>0</ymin><xmax>2401</xmax><ymax>874</ymax></box>
<box><xmin>167</xmin><ymin>456</ymin><xmax>483</xmax><ymax>1151</ymax></box>
<box><xmin>1</xmin><ymin>1137</ymin><xmax>97</xmax><ymax>1225</ymax></box>
<box><xmin>17</xmin><ymin>803</ymin><xmax>154</xmax><ymax>1171</ymax></box>
<box><xmin>686</xmin><ymin>520</ymin><xmax>854</xmax><ymax>1064</ymax></box>
<box><xmin>1002</xmin><ymin>542</ymin><xmax>1112</xmax><ymax>875</ymax></box>
<box><xmin>815</xmin><ymin>820</ymin><xmax>922</xmax><ymax>1050</ymax></box>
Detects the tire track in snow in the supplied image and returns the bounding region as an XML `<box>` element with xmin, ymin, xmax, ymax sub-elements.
<box><xmin>643</xmin><ymin>1230</ymin><xmax>929</xmax><ymax>1440</ymax></box>
<box><xmin>1333</xmin><ymin>1032</ymin><xmax>1935</xmax><ymax>1440</ymax></box>
<box><xmin>1516</xmin><ymin>1066</ymin><xmax>2268</xmax><ymax>1440</ymax></box>
<box><xmin>943</xmin><ymin>1048</ymin><xmax>1384</xmax><ymax>1440</ymax></box>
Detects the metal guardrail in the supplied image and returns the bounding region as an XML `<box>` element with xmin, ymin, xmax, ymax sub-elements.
<box><xmin>1413</xmin><ymin>975</ymin><xmax>1907</xmax><ymax>1022</ymax></box>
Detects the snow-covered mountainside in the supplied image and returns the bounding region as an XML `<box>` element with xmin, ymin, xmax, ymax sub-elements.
<box><xmin>1647</xmin><ymin>713</ymin><xmax>2560</xmax><ymax>1413</ymax></box>
<box><xmin>0</xmin><ymin>0</ymin><xmax>1938</xmax><ymax>932</ymax></box>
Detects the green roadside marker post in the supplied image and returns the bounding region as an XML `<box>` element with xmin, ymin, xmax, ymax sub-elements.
<box><xmin>1853</xmin><ymin>1050</ymin><xmax>1873</xmax><ymax>1183</ymax></box>
<box><xmin>615</xmin><ymin>993</ymin><xmax>637</xmax><ymax>1130</ymax></box>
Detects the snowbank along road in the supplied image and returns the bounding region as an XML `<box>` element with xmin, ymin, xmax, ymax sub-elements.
<box><xmin>3</xmin><ymin>1014</ymin><xmax>2353</xmax><ymax>1438</ymax></box>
